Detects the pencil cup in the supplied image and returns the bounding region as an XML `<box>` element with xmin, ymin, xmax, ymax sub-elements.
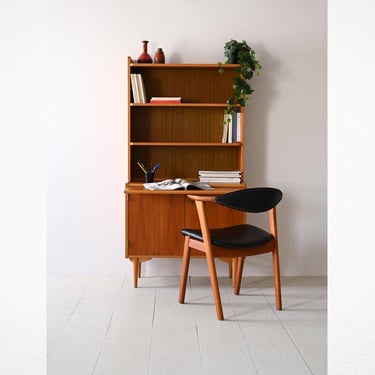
<box><xmin>145</xmin><ymin>172</ymin><xmax>154</xmax><ymax>183</ymax></box>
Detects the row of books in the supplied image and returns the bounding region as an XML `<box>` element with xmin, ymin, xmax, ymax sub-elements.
<box><xmin>222</xmin><ymin>112</ymin><xmax>243</xmax><ymax>143</ymax></box>
<box><xmin>198</xmin><ymin>170</ymin><xmax>242</xmax><ymax>183</ymax></box>
<box><xmin>130</xmin><ymin>73</ymin><xmax>147</xmax><ymax>103</ymax></box>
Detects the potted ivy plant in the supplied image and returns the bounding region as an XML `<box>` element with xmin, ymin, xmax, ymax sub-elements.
<box><xmin>218</xmin><ymin>39</ymin><xmax>262</xmax><ymax>116</ymax></box>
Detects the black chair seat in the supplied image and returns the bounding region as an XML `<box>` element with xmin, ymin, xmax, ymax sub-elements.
<box><xmin>181</xmin><ymin>224</ymin><xmax>273</xmax><ymax>248</ymax></box>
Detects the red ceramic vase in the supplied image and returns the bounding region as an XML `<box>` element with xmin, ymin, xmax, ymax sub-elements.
<box><xmin>137</xmin><ymin>41</ymin><xmax>152</xmax><ymax>63</ymax></box>
<box><xmin>154</xmin><ymin>48</ymin><xmax>165</xmax><ymax>63</ymax></box>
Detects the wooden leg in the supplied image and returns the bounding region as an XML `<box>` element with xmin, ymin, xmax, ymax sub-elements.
<box><xmin>231</xmin><ymin>258</ymin><xmax>238</xmax><ymax>288</ymax></box>
<box><xmin>234</xmin><ymin>257</ymin><xmax>245</xmax><ymax>295</ymax></box>
<box><xmin>219</xmin><ymin>257</ymin><xmax>237</xmax><ymax>287</ymax></box>
<box><xmin>272</xmin><ymin>248</ymin><xmax>282</xmax><ymax>310</ymax></box>
<box><xmin>206</xmin><ymin>250</ymin><xmax>224</xmax><ymax>320</ymax></box>
<box><xmin>132</xmin><ymin>258</ymin><xmax>139</xmax><ymax>288</ymax></box>
<box><xmin>136</xmin><ymin>258</ymin><xmax>151</xmax><ymax>280</ymax></box>
<box><xmin>179</xmin><ymin>236</ymin><xmax>192</xmax><ymax>304</ymax></box>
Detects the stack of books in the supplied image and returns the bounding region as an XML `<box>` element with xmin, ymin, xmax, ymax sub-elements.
<box><xmin>198</xmin><ymin>170</ymin><xmax>242</xmax><ymax>183</ymax></box>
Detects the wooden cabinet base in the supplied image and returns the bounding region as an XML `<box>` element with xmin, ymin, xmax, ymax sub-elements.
<box><xmin>125</xmin><ymin>189</ymin><xmax>246</xmax><ymax>287</ymax></box>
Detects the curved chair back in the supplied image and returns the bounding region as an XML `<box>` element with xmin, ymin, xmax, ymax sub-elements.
<box><xmin>215</xmin><ymin>187</ymin><xmax>282</xmax><ymax>213</ymax></box>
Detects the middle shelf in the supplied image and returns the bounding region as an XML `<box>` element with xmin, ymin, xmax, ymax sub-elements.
<box><xmin>130</xmin><ymin>106</ymin><xmax>243</xmax><ymax>143</ymax></box>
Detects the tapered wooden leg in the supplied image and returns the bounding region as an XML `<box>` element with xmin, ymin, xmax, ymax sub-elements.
<box><xmin>231</xmin><ymin>258</ymin><xmax>238</xmax><ymax>288</ymax></box>
<box><xmin>179</xmin><ymin>236</ymin><xmax>192</xmax><ymax>304</ymax></box>
<box><xmin>132</xmin><ymin>258</ymin><xmax>139</xmax><ymax>288</ymax></box>
<box><xmin>234</xmin><ymin>257</ymin><xmax>245</xmax><ymax>295</ymax></box>
<box><xmin>269</xmin><ymin>208</ymin><xmax>282</xmax><ymax>310</ymax></box>
<box><xmin>206</xmin><ymin>250</ymin><xmax>224</xmax><ymax>320</ymax></box>
<box><xmin>272</xmin><ymin>248</ymin><xmax>282</xmax><ymax>310</ymax></box>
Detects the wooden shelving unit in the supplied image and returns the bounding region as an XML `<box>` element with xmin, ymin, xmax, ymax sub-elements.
<box><xmin>124</xmin><ymin>57</ymin><xmax>247</xmax><ymax>287</ymax></box>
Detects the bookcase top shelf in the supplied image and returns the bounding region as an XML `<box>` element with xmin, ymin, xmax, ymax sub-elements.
<box><xmin>129</xmin><ymin>61</ymin><xmax>240</xmax><ymax>69</ymax></box>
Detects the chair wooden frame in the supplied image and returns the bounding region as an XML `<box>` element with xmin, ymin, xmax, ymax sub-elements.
<box><xmin>178</xmin><ymin>194</ymin><xmax>282</xmax><ymax>320</ymax></box>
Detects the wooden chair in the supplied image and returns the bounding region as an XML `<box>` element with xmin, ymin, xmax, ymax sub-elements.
<box><xmin>178</xmin><ymin>187</ymin><xmax>283</xmax><ymax>320</ymax></box>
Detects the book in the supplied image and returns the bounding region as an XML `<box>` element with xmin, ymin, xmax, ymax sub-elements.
<box><xmin>221</xmin><ymin>113</ymin><xmax>231</xmax><ymax>143</ymax></box>
<box><xmin>227</xmin><ymin>113</ymin><xmax>233</xmax><ymax>143</ymax></box>
<box><xmin>236</xmin><ymin>112</ymin><xmax>242</xmax><ymax>142</ymax></box>
<box><xmin>221</xmin><ymin>122</ymin><xmax>228</xmax><ymax>143</ymax></box>
<box><xmin>144</xmin><ymin>179</ymin><xmax>213</xmax><ymax>191</ymax></box>
<box><xmin>231</xmin><ymin>112</ymin><xmax>237</xmax><ymax>143</ymax></box>
<box><xmin>136</xmin><ymin>74</ymin><xmax>147</xmax><ymax>103</ymax></box>
<box><xmin>150</xmin><ymin>97</ymin><xmax>182</xmax><ymax>104</ymax></box>
<box><xmin>130</xmin><ymin>73</ymin><xmax>140</xmax><ymax>103</ymax></box>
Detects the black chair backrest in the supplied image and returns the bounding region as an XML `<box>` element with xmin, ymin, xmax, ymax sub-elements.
<box><xmin>215</xmin><ymin>187</ymin><xmax>283</xmax><ymax>213</ymax></box>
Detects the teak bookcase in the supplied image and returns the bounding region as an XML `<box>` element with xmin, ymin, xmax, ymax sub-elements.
<box><xmin>124</xmin><ymin>57</ymin><xmax>247</xmax><ymax>287</ymax></box>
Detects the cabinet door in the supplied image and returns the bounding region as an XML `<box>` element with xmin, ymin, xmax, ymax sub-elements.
<box><xmin>126</xmin><ymin>194</ymin><xmax>185</xmax><ymax>257</ymax></box>
<box><xmin>185</xmin><ymin>196</ymin><xmax>245</xmax><ymax>229</ymax></box>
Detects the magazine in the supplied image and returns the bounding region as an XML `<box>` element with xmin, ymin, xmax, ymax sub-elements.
<box><xmin>144</xmin><ymin>179</ymin><xmax>213</xmax><ymax>191</ymax></box>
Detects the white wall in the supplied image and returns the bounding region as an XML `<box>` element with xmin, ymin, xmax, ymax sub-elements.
<box><xmin>47</xmin><ymin>0</ymin><xmax>327</xmax><ymax>276</ymax></box>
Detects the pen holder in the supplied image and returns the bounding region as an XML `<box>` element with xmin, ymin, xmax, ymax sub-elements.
<box><xmin>145</xmin><ymin>172</ymin><xmax>154</xmax><ymax>183</ymax></box>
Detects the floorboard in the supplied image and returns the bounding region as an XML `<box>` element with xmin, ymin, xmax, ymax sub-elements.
<box><xmin>47</xmin><ymin>276</ymin><xmax>327</xmax><ymax>375</ymax></box>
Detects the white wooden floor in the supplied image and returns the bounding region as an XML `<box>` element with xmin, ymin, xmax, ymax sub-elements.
<box><xmin>48</xmin><ymin>275</ymin><xmax>326</xmax><ymax>375</ymax></box>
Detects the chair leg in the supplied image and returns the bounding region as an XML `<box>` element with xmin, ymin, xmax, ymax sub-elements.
<box><xmin>206</xmin><ymin>251</ymin><xmax>224</xmax><ymax>320</ymax></box>
<box><xmin>234</xmin><ymin>257</ymin><xmax>245</xmax><ymax>295</ymax></box>
<box><xmin>179</xmin><ymin>236</ymin><xmax>192</xmax><ymax>304</ymax></box>
<box><xmin>231</xmin><ymin>258</ymin><xmax>238</xmax><ymax>288</ymax></box>
<box><xmin>272</xmin><ymin>248</ymin><xmax>282</xmax><ymax>310</ymax></box>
